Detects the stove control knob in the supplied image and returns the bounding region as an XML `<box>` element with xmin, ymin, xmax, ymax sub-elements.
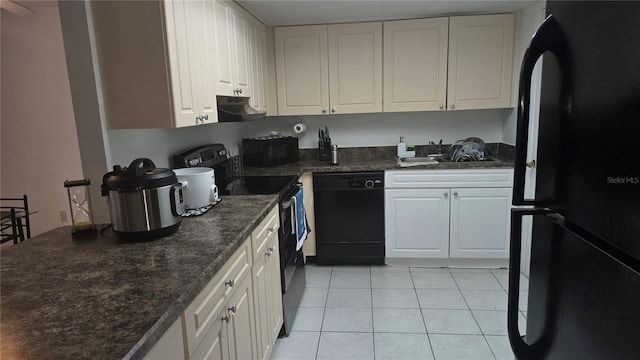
<box><xmin>365</xmin><ymin>180</ymin><xmax>375</xmax><ymax>189</ymax></box>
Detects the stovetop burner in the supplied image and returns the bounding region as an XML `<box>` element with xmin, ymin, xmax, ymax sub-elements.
<box><xmin>225</xmin><ymin>175</ymin><xmax>298</xmax><ymax>197</ymax></box>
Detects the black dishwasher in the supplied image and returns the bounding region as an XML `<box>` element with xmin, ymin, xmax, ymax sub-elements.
<box><xmin>313</xmin><ymin>172</ymin><xmax>385</xmax><ymax>265</ymax></box>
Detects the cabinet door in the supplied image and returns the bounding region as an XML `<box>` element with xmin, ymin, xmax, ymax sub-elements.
<box><xmin>163</xmin><ymin>0</ymin><xmax>201</xmax><ymax>127</ymax></box>
<box><xmin>248</xmin><ymin>20</ymin><xmax>266</xmax><ymax>111</ymax></box>
<box><xmin>197</xmin><ymin>0</ymin><xmax>219</xmax><ymax>124</ymax></box>
<box><xmin>266</xmin><ymin>236</ymin><xmax>283</xmax><ymax>344</ymax></box>
<box><xmin>447</xmin><ymin>14</ymin><xmax>515</xmax><ymax>110</ymax></box>
<box><xmin>226</xmin><ymin>275</ymin><xmax>256</xmax><ymax>360</ymax></box>
<box><xmin>383</xmin><ymin>18</ymin><xmax>448</xmax><ymax>112</ymax></box>
<box><xmin>274</xmin><ymin>25</ymin><xmax>329</xmax><ymax>115</ymax></box>
<box><xmin>214</xmin><ymin>0</ymin><xmax>236</xmax><ymax>96</ymax></box>
<box><xmin>449</xmin><ymin>188</ymin><xmax>512</xmax><ymax>258</ymax></box>
<box><xmin>385</xmin><ymin>189</ymin><xmax>450</xmax><ymax>258</ymax></box>
<box><xmin>252</xmin><ymin>250</ymin><xmax>270</xmax><ymax>360</ymax></box>
<box><xmin>190</xmin><ymin>307</ymin><xmax>230</xmax><ymax>360</ymax></box>
<box><xmin>328</xmin><ymin>22</ymin><xmax>382</xmax><ymax>114</ymax></box>
<box><xmin>232</xmin><ymin>8</ymin><xmax>250</xmax><ymax>95</ymax></box>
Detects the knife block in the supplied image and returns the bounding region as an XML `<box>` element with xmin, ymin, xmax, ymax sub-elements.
<box><xmin>319</xmin><ymin>140</ymin><xmax>331</xmax><ymax>161</ymax></box>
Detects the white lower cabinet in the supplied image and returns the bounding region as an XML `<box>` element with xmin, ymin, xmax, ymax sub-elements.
<box><xmin>449</xmin><ymin>187</ymin><xmax>512</xmax><ymax>258</ymax></box>
<box><xmin>251</xmin><ymin>207</ymin><xmax>282</xmax><ymax>360</ymax></box>
<box><xmin>385</xmin><ymin>189</ymin><xmax>450</xmax><ymax>258</ymax></box>
<box><xmin>144</xmin><ymin>205</ymin><xmax>282</xmax><ymax>360</ymax></box>
<box><xmin>385</xmin><ymin>169</ymin><xmax>513</xmax><ymax>260</ymax></box>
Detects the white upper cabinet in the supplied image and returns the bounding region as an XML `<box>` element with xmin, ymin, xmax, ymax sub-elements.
<box><xmin>274</xmin><ymin>22</ymin><xmax>382</xmax><ymax>116</ymax></box>
<box><xmin>247</xmin><ymin>19</ymin><xmax>268</xmax><ymax>112</ymax></box>
<box><xmin>214</xmin><ymin>0</ymin><xmax>236</xmax><ymax>96</ymax></box>
<box><xmin>328</xmin><ymin>22</ymin><xmax>383</xmax><ymax>114</ymax></box>
<box><xmin>163</xmin><ymin>0</ymin><xmax>202</xmax><ymax>127</ymax></box>
<box><xmin>447</xmin><ymin>14</ymin><xmax>515</xmax><ymax>110</ymax></box>
<box><xmin>274</xmin><ymin>25</ymin><xmax>329</xmax><ymax>115</ymax></box>
<box><xmin>383</xmin><ymin>18</ymin><xmax>449</xmax><ymax>112</ymax></box>
<box><xmin>92</xmin><ymin>0</ymin><xmax>218</xmax><ymax>129</ymax></box>
<box><xmin>232</xmin><ymin>8</ymin><xmax>251</xmax><ymax>95</ymax></box>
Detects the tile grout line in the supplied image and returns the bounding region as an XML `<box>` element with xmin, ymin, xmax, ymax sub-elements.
<box><xmin>315</xmin><ymin>265</ymin><xmax>333</xmax><ymax>360</ymax></box>
<box><xmin>450</xmin><ymin>268</ymin><xmax>499</xmax><ymax>360</ymax></box>
<box><xmin>409</xmin><ymin>266</ymin><xmax>437</xmax><ymax>360</ymax></box>
<box><xmin>369</xmin><ymin>266</ymin><xmax>376</xmax><ymax>360</ymax></box>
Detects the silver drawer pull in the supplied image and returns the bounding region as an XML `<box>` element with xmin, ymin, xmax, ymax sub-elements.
<box><xmin>228</xmin><ymin>305</ymin><xmax>237</xmax><ymax>314</ymax></box>
<box><xmin>267</xmin><ymin>226</ymin><xmax>274</xmax><ymax>233</ymax></box>
<box><xmin>222</xmin><ymin>315</ymin><xmax>230</xmax><ymax>322</ymax></box>
<box><xmin>225</xmin><ymin>279</ymin><xmax>235</xmax><ymax>287</ymax></box>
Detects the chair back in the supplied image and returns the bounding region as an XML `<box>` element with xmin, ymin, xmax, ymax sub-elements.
<box><xmin>1</xmin><ymin>195</ymin><xmax>31</xmax><ymax>243</ymax></box>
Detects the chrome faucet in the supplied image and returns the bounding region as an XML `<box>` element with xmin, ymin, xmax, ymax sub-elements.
<box><xmin>429</xmin><ymin>139</ymin><xmax>443</xmax><ymax>154</ymax></box>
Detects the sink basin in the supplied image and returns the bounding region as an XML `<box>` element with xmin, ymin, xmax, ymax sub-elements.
<box><xmin>398</xmin><ymin>156</ymin><xmax>445</xmax><ymax>163</ymax></box>
<box><xmin>398</xmin><ymin>154</ymin><xmax>499</xmax><ymax>163</ymax></box>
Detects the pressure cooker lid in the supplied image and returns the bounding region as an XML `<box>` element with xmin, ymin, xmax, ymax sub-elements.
<box><xmin>101</xmin><ymin>158</ymin><xmax>178</xmax><ymax>193</ymax></box>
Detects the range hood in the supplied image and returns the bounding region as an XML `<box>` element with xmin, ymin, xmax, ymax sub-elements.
<box><xmin>217</xmin><ymin>96</ymin><xmax>266</xmax><ymax>122</ymax></box>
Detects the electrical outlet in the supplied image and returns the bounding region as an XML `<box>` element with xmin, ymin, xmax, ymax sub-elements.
<box><xmin>60</xmin><ymin>211</ymin><xmax>67</xmax><ymax>223</ymax></box>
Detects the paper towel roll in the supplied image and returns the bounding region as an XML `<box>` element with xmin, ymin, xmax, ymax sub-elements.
<box><xmin>293</xmin><ymin>123</ymin><xmax>307</xmax><ymax>134</ymax></box>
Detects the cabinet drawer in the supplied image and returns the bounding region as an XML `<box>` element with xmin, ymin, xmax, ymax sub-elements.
<box><xmin>385</xmin><ymin>169</ymin><xmax>514</xmax><ymax>189</ymax></box>
<box><xmin>184</xmin><ymin>239</ymin><xmax>252</xmax><ymax>355</ymax></box>
<box><xmin>251</xmin><ymin>206</ymin><xmax>280</xmax><ymax>263</ymax></box>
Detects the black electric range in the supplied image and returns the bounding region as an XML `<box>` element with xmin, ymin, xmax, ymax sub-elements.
<box><xmin>172</xmin><ymin>145</ymin><xmax>305</xmax><ymax>337</ymax></box>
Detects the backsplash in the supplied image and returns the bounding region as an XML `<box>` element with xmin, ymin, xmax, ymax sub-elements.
<box><xmin>244</xmin><ymin>109</ymin><xmax>512</xmax><ymax>149</ymax></box>
<box><xmin>107</xmin><ymin>109</ymin><xmax>514</xmax><ymax>169</ymax></box>
<box><xmin>299</xmin><ymin>143</ymin><xmax>515</xmax><ymax>161</ymax></box>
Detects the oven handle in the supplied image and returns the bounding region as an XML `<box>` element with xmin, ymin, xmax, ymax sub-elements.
<box><xmin>281</xmin><ymin>183</ymin><xmax>302</xmax><ymax>210</ymax></box>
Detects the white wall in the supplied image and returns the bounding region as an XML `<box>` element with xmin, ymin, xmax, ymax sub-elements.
<box><xmin>108</xmin><ymin>123</ymin><xmax>244</xmax><ymax>169</ymax></box>
<box><xmin>245</xmin><ymin>110</ymin><xmax>509</xmax><ymax>148</ymax></box>
<box><xmin>1</xmin><ymin>5</ymin><xmax>84</xmax><ymax>236</ymax></box>
<box><xmin>503</xmin><ymin>0</ymin><xmax>546</xmax><ymax>145</ymax></box>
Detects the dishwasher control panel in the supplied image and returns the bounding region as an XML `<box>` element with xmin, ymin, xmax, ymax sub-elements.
<box><xmin>314</xmin><ymin>172</ymin><xmax>384</xmax><ymax>191</ymax></box>
<box><xmin>348</xmin><ymin>178</ymin><xmax>383</xmax><ymax>189</ymax></box>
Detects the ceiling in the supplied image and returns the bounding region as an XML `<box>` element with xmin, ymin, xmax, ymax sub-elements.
<box><xmin>237</xmin><ymin>0</ymin><xmax>536</xmax><ymax>26</ymax></box>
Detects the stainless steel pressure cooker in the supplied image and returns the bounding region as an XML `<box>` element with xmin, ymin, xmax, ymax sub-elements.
<box><xmin>101</xmin><ymin>158</ymin><xmax>185</xmax><ymax>239</ymax></box>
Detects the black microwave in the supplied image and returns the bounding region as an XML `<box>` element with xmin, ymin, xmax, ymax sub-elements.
<box><xmin>242</xmin><ymin>137</ymin><xmax>299</xmax><ymax>167</ymax></box>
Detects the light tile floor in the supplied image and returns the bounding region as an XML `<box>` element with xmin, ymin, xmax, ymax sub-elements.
<box><xmin>272</xmin><ymin>265</ymin><xmax>529</xmax><ymax>360</ymax></box>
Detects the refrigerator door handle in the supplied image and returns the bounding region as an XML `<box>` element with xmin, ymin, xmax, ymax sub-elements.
<box><xmin>514</xmin><ymin>15</ymin><xmax>564</xmax><ymax>206</ymax></box>
<box><xmin>508</xmin><ymin>207</ymin><xmax>552</xmax><ymax>359</ymax></box>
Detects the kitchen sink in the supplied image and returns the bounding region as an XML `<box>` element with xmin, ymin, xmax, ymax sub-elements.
<box><xmin>398</xmin><ymin>154</ymin><xmax>499</xmax><ymax>163</ymax></box>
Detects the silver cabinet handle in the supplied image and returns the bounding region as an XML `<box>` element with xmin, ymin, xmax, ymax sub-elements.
<box><xmin>453</xmin><ymin>192</ymin><xmax>458</xmax><ymax>196</ymax></box>
<box><xmin>439</xmin><ymin>104</ymin><xmax>444</xmax><ymax>110</ymax></box>
<box><xmin>203</xmin><ymin>114</ymin><xmax>208</xmax><ymax>121</ymax></box>
<box><xmin>266</xmin><ymin>249</ymin><xmax>273</xmax><ymax>256</ymax></box>
<box><xmin>331</xmin><ymin>107</ymin><xmax>337</xmax><ymax>113</ymax></box>
<box><xmin>222</xmin><ymin>314</ymin><xmax>230</xmax><ymax>322</ymax></box>
<box><xmin>225</xmin><ymin>279</ymin><xmax>235</xmax><ymax>287</ymax></box>
<box><xmin>450</xmin><ymin>104</ymin><xmax>456</xmax><ymax>109</ymax></box>
<box><xmin>228</xmin><ymin>305</ymin><xmax>237</xmax><ymax>314</ymax></box>
<box><xmin>526</xmin><ymin>160</ymin><xmax>537</xmax><ymax>169</ymax></box>
<box><xmin>322</xmin><ymin>107</ymin><xmax>327</xmax><ymax>113</ymax></box>
<box><xmin>444</xmin><ymin>192</ymin><xmax>449</xmax><ymax>197</ymax></box>
<box><xmin>196</xmin><ymin>115</ymin><xmax>202</xmax><ymax>121</ymax></box>
<box><xmin>267</xmin><ymin>226</ymin><xmax>274</xmax><ymax>233</ymax></box>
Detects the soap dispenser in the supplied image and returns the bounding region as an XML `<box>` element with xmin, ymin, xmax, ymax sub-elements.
<box><xmin>397</xmin><ymin>136</ymin><xmax>416</xmax><ymax>158</ymax></box>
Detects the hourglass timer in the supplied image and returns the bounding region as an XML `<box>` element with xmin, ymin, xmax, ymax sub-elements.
<box><xmin>64</xmin><ymin>179</ymin><xmax>96</xmax><ymax>234</ymax></box>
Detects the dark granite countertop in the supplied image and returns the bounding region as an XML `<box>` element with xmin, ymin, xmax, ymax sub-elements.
<box><xmin>242</xmin><ymin>152</ymin><xmax>515</xmax><ymax>177</ymax></box>
<box><xmin>0</xmin><ymin>195</ymin><xmax>278</xmax><ymax>360</ymax></box>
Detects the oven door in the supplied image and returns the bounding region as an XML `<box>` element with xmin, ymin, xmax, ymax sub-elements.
<box><xmin>279</xmin><ymin>184</ymin><xmax>303</xmax><ymax>292</ymax></box>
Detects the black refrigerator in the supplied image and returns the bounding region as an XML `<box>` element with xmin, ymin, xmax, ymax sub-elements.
<box><xmin>508</xmin><ymin>1</ymin><xmax>640</xmax><ymax>359</ymax></box>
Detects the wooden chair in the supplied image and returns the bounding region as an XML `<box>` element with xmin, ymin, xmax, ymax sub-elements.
<box><xmin>1</xmin><ymin>195</ymin><xmax>32</xmax><ymax>244</ymax></box>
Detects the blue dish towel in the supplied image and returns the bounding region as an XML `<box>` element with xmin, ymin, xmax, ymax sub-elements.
<box><xmin>291</xmin><ymin>186</ymin><xmax>308</xmax><ymax>251</ymax></box>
